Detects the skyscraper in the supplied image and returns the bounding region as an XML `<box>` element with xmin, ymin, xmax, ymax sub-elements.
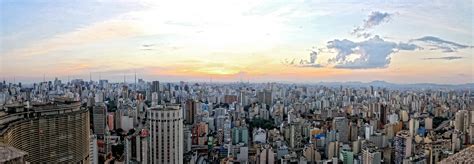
<box><xmin>395</xmin><ymin>130</ymin><xmax>412</xmax><ymax>164</ymax></box>
<box><xmin>93</xmin><ymin>102</ymin><xmax>107</xmax><ymax>136</ymax></box>
<box><xmin>258</xmin><ymin>144</ymin><xmax>275</xmax><ymax>164</ymax></box>
<box><xmin>0</xmin><ymin>100</ymin><xmax>90</xmax><ymax>163</ymax></box>
<box><xmin>151</xmin><ymin>81</ymin><xmax>161</xmax><ymax>105</ymax></box>
<box><xmin>257</xmin><ymin>90</ymin><xmax>272</xmax><ymax>106</ymax></box>
<box><xmin>185</xmin><ymin>99</ymin><xmax>196</xmax><ymax>125</ymax></box>
<box><xmin>332</xmin><ymin>117</ymin><xmax>349</xmax><ymax>143</ymax></box>
<box><xmin>147</xmin><ymin>105</ymin><xmax>183</xmax><ymax>164</ymax></box>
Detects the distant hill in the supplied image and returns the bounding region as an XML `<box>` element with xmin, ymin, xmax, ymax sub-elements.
<box><xmin>312</xmin><ymin>80</ymin><xmax>474</xmax><ymax>90</ymax></box>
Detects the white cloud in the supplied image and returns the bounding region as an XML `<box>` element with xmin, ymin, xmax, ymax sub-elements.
<box><xmin>410</xmin><ymin>36</ymin><xmax>471</xmax><ymax>52</ymax></box>
<box><xmin>351</xmin><ymin>11</ymin><xmax>393</xmax><ymax>38</ymax></box>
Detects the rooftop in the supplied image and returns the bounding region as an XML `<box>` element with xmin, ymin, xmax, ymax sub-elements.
<box><xmin>440</xmin><ymin>145</ymin><xmax>474</xmax><ymax>164</ymax></box>
<box><xmin>0</xmin><ymin>143</ymin><xmax>27</xmax><ymax>162</ymax></box>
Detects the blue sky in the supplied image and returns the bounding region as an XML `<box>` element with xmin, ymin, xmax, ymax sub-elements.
<box><xmin>1</xmin><ymin>0</ymin><xmax>473</xmax><ymax>83</ymax></box>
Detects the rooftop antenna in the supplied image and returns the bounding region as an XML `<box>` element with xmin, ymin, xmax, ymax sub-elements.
<box><xmin>89</xmin><ymin>72</ymin><xmax>92</xmax><ymax>82</ymax></box>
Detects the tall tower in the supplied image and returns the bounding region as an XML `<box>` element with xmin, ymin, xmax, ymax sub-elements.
<box><xmin>147</xmin><ymin>105</ymin><xmax>183</xmax><ymax>164</ymax></box>
<box><xmin>185</xmin><ymin>99</ymin><xmax>196</xmax><ymax>125</ymax></box>
<box><xmin>394</xmin><ymin>130</ymin><xmax>412</xmax><ymax>163</ymax></box>
<box><xmin>332</xmin><ymin>117</ymin><xmax>349</xmax><ymax>143</ymax></box>
<box><xmin>93</xmin><ymin>102</ymin><xmax>107</xmax><ymax>136</ymax></box>
<box><xmin>151</xmin><ymin>81</ymin><xmax>161</xmax><ymax>105</ymax></box>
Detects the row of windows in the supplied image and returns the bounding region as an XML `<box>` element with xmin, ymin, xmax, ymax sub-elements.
<box><xmin>149</xmin><ymin>111</ymin><xmax>180</xmax><ymax>119</ymax></box>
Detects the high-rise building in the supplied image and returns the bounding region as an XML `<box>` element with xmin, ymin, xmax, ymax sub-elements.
<box><xmin>224</xmin><ymin>95</ymin><xmax>238</xmax><ymax>104</ymax></box>
<box><xmin>409</xmin><ymin>118</ymin><xmax>419</xmax><ymax>137</ymax></box>
<box><xmin>147</xmin><ymin>105</ymin><xmax>183</xmax><ymax>164</ymax></box>
<box><xmin>394</xmin><ymin>130</ymin><xmax>412</xmax><ymax>164</ymax></box>
<box><xmin>0</xmin><ymin>143</ymin><xmax>27</xmax><ymax>163</ymax></box>
<box><xmin>303</xmin><ymin>144</ymin><xmax>321</xmax><ymax>162</ymax></box>
<box><xmin>185</xmin><ymin>99</ymin><xmax>196</xmax><ymax>125</ymax></box>
<box><xmin>257</xmin><ymin>90</ymin><xmax>272</xmax><ymax>106</ymax></box>
<box><xmin>258</xmin><ymin>144</ymin><xmax>275</xmax><ymax>164</ymax></box>
<box><xmin>425</xmin><ymin>117</ymin><xmax>433</xmax><ymax>130</ymax></box>
<box><xmin>151</xmin><ymin>81</ymin><xmax>161</xmax><ymax>105</ymax></box>
<box><xmin>332</xmin><ymin>117</ymin><xmax>349</xmax><ymax>143</ymax></box>
<box><xmin>90</xmin><ymin>134</ymin><xmax>98</xmax><ymax>164</ymax></box>
<box><xmin>340</xmin><ymin>150</ymin><xmax>354</xmax><ymax>164</ymax></box>
<box><xmin>362</xmin><ymin>143</ymin><xmax>381</xmax><ymax>164</ymax></box>
<box><xmin>454</xmin><ymin>110</ymin><xmax>469</xmax><ymax>133</ymax></box>
<box><xmin>0</xmin><ymin>100</ymin><xmax>90</xmax><ymax>163</ymax></box>
<box><xmin>93</xmin><ymin>102</ymin><xmax>107</xmax><ymax>136</ymax></box>
<box><xmin>232</xmin><ymin>127</ymin><xmax>249</xmax><ymax>145</ymax></box>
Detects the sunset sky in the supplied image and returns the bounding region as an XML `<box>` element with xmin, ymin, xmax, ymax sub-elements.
<box><xmin>1</xmin><ymin>0</ymin><xmax>473</xmax><ymax>84</ymax></box>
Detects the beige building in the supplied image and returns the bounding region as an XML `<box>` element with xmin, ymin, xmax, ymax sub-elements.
<box><xmin>147</xmin><ymin>105</ymin><xmax>183</xmax><ymax>164</ymax></box>
<box><xmin>0</xmin><ymin>101</ymin><xmax>90</xmax><ymax>163</ymax></box>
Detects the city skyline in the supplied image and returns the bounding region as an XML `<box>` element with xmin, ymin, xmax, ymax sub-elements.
<box><xmin>1</xmin><ymin>0</ymin><xmax>473</xmax><ymax>84</ymax></box>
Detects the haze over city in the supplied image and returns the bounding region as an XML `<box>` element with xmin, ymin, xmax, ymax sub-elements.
<box><xmin>1</xmin><ymin>1</ymin><xmax>474</xmax><ymax>164</ymax></box>
<box><xmin>1</xmin><ymin>0</ymin><xmax>473</xmax><ymax>84</ymax></box>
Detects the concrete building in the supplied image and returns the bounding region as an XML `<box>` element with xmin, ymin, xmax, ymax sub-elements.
<box><xmin>184</xmin><ymin>99</ymin><xmax>197</xmax><ymax>125</ymax></box>
<box><xmin>93</xmin><ymin>102</ymin><xmax>107</xmax><ymax>136</ymax></box>
<box><xmin>0</xmin><ymin>100</ymin><xmax>90</xmax><ymax>163</ymax></box>
<box><xmin>0</xmin><ymin>143</ymin><xmax>28</xmax><ymax>164</ymax></box>
<box><xmin>303</xmin><ymin>144</ymin><xmax>321</xmax><ymax>162</ymax></box>
<box><xmin>333</xmin><ymin>117</ymin><xmax>349</xmax><ymax>143</ymax></box>
<box><xmin>362</xmin><ymin>142</ymin><xmax>381</xmax><ymax>164</ymax></box>
<box><xmin>151</xmin><ymin>81</ymin><xmax>161</xmax><ymax>105</ymax></box>
<box><xmin>147</xmin><ymin>105</ymin><xmax>183</xmax><ymax>164</ymax></box>
<box><xmin>90</xmin><ymin>134</ymin><xmax>98</xmax><ymax>164</ymax></box>
<box><xmin>257</xmin><ymin>90</ymin><xmax>272</xmax><ymax>106</ymax></box>
<box><xmin>394</xmin><ymin>130</ymin><xmax>412</xmax><ymax>164</ymax></box>
<box><xmin>253</xmin><ymin>128</ymin><xmax>267</xmax><ymax>144</ymax></box>
<box><xmin>440</xmin><ymin>145</ymin><xmax>474</xmax><ymax>164</ymax></box>
<box><xmin>257</xmin><ymin>144</ymin><xmax>275</xmax><ymax>164</ymax></box>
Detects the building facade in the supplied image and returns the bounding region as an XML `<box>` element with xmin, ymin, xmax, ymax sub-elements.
<box><xmin>147</xmin><ymin>105</ymin><xmax>183</xmax><ymax>164</ymax></box>
<box><xmin>0</xmin><ymin>101</ymin><xmax>90</xmax><ymax>163</ymax></box>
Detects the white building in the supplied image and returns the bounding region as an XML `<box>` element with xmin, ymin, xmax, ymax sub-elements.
<box><xmin>89</xmin><ymin>134</ymin><xmax>98</xmax><ymax>164</ymax></box>
<box><xmin>148</xmin><ymin>105</ymin><xmax>183</xmax><ymax>164</ymax></box>
<box><xmin>253</xmin><ymin>128</ymin><xmax>267</xmax><ymax>143</ymax></box>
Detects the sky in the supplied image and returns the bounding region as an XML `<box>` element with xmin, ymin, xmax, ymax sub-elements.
<box><xmin>0</xmin><ymin>0</ymin><xmax>473</xmax><ymax>84</ymax></box>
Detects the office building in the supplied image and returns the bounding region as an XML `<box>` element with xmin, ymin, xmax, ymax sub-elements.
<box><xmin>147</xmin><ymin>105</ymin><xmax>183</xmax><ymax>164</ymax></box>
<box><xmin>93</xmin><ymin>102</ymin><xmax>107</xmax><ymax>136</ymax></box>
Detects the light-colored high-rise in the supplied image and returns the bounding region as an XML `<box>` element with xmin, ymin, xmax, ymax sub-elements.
<box><xmin>0</xmin><ymin>100</ymin><xmax>90</xmax><ymax>163</ymax></box>
<box><xmin>147</xmin><ymin>105</ymin><xmax>183</xmax><ymax>164</ymax></box>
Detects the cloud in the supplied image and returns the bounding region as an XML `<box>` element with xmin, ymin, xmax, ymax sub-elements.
<box><xmin>410</xmin><ymin>36</ymin><xmax>471</xmax><ymax>52</ymax></box>
<box><xmin>282</xmin><ymin>49</ymin><xmax>323</xmax><ymax>67</ymax></box>
<box><xmin>327</xmin><ymin>35</ymin><xmax>419</xmax><ymax>69</ymax></box>
<box><xmin>289</xmin><ymin>35</ymin><xmax>470</xmax><ymax>69</ymax></box>
<box><xmin>142</xmin><ymin>44</ymin><xmax>154</xmax><ymax>47</ymax></box>
<box><xmin>352</xmin><ymin>11</ymin><xmax>393</xmax><ymax>38</ymax></box>
<box><xmin>288</xmin><ymin>36</ymin><xmax>426</xmax><ymax>69</ymax></box>
<box><xmin>422</xmin><ymin>56</ymin><xmax>463</xmax><ymax>60</ymax></box>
